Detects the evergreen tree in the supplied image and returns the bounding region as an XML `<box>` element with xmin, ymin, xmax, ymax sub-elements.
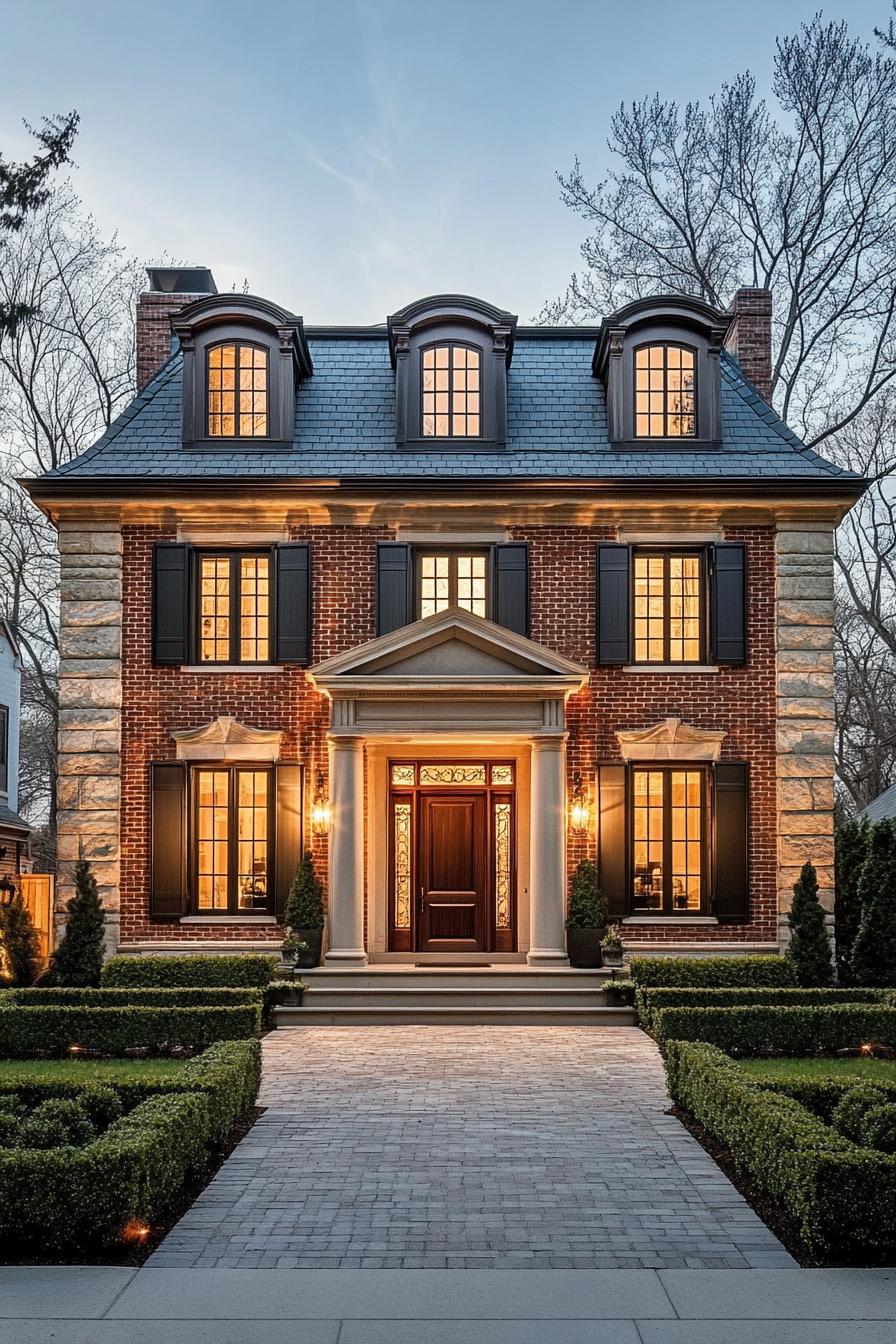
<box><xmin>285</xmin><ymin>850</ymin><xmax>325</xmax><ymax>930</ymax></box>
<box><xmin>0</xmin><ymin>888</ymin><xmax>41</xmax><ymax>986</ymax></box>
<box><xmin>565</xmin><ymin>858</ymin><xmax>608</xmax><ymax>929</ymax></box>
<box><xmin>835</xmin><ymin>816</ymin><xmax>870</xmax><ymax>982</ymax></box>
<box><xmin>851</xmin><ymin>820</ymin><xmax>896</xmax><ymax>987</ymax></box>
<box><xmin>786</xmin><ymin>860</ymin><xmax>834</xmax><ymax>986</ymax></box>
<box><xmin>49</xmin><ymin>858</ymin><xmax>105</xmax><ymax>987</ymax></box>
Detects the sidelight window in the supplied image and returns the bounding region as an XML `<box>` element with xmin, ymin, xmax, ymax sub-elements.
<box><xmin>194</xmin><ymin>766</ymin><xmax>271</xmax><ymax>913</ymax></box>
<box><xmin>632</xmin><ymin>767</ymin><xmax>705</xmax><ymax>914</ymax></box>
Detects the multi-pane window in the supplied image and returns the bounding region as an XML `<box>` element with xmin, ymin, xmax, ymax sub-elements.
<box><xmin>418</xmin><ymin>551</ymin><xmax>488</xmax><ymax>619</ymax></box>
<box><xmin>635</xmin><ymin>344</ymin><xmax>696</xmax><ymax>438</ymax></box>
<box><xmin>633</xmin><ymin>552</ymin><xmax>703</xmax><ymax>663</ymax></box>
<box><xmin>207</xmin><ymin>342</ymin><xmax>268</xmax><ymax>438</ymax></box>
<box><xmin>194</xmin><ymin>767</ymin><xmax>271</xmax><ymax>913</ymax></box>
<box><xmin>632</xmin><ymin>767</ymin><xmax>704</xmax><ymax>914</ymax></box>
<box><xmin>198</xmin><ymin>552</ymin><xmax>270</xmax><ymax>664</ymax></box>
<box><xmin>422</xmin><ymin>344</ymin><xmax>481</xmax><ymax>437</ymax></box>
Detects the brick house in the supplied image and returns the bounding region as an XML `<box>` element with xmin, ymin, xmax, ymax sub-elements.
<box><xmin>26</xmin><ymin>271</ymin><xmax>863</xmax><ymax>965</ymax></box>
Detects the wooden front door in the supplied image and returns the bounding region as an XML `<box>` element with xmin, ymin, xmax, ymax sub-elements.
<box><xmin>417</xmin><ymin>791</ymin><xmax>487</xmax><ymax>952</ymax></box>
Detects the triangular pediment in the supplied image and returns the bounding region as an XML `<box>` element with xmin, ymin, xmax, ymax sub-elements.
<box><xmin>310</xmin><ymin>606</ymin><xmax>588</xmax><ymax>691</ymax></box>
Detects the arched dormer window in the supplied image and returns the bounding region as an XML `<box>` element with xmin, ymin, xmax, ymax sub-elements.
<box><xmin>388</xmin><ymin>295</ymin><xmax>517</xmax><ymax>449</ymax></box>
<box><xmin>173</xmin><ymin>294</ymin><xmax>313</xmax><ymax>450</ymax></box>
<box><xmin>594</xmin><ymin>297</ymin><xmax>728</xmax><ymax>448</ymax></box>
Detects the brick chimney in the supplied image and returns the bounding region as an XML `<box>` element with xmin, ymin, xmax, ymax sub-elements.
<box><xmin>724</xmin><ymin>287</ymin><xmax>773</xmax><ymax>403</ymax></box>
<box><xmin>135</xmin><ymin>267</ymin><xmax>217</xmax><ymax>391</ymax></box>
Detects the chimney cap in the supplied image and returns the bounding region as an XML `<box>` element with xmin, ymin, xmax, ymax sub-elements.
<box><xmin>146</xmin><ymin>266</ymin><xmax>217</xmax><ymax>295</ymax></box>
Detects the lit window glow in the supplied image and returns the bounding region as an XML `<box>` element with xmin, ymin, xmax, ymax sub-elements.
<box><xmin>422</xmin><ymin>344</ymin><xmax>480</xmax><ymax>437</ymax></box>
<box><xmin>208</xmin><ymin>342</ymin><xmax>268</xmax><ymax>438</ymax></box>
<box><xmin>199</xmin><ymin>553</ymin><xmax>270</xmax><ymax>664</ymax></box>
<box><xmin>196</xmin><ymin>768</ymin><xmax>269</xmax><ymax>913</ymax></box>
<box><xmin>633</xmin><ymin>553</ymin><xmax>702</xmax><ymax>663</ymax></box>
<box><xmin>635</xmin><ymin>344</ymin><xmax>696</xmax><ymax>438</ymax></box>
<box><xmin>632</xmin><ymin>768</ymin><xmax>703</xmax><ymax>913</ymax></box>
<box><xmin>419</xmin><ymin>552</ymin><xmax>488</xmax><ymax>619</ymax></box>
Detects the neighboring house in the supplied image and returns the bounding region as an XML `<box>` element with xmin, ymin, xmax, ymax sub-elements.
<box><xmin>25</xmin><ymin>270</ymin><xmax>864</xmax><ymax>961</ymax></box>
<box><xmin>859</xmin><ymin>784</ymin><xmax>896</xmax><ymax>824</ymax></box>
<box><xmin>0</xmin><ymin>620</ymin><xmax>32</xmax><ymax>885</ymax></box>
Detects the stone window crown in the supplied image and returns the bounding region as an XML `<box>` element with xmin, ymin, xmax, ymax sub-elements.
<box><xmin>387</xmin><ymin>294</ymin><xmax>517</xmax><ymax>449</ymax></box>
<box><xmin>593</xmin><ymin>296</ymin><xmax>730</xmax><ymax>449</ymax></box>
<box><xmin>172</xmin><ymin>293</ymin><xmax>313</xmax><ymax>450</ymax></box>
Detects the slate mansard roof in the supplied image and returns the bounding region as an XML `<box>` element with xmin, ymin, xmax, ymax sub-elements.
<box><xmin>37</xmin><ymin>328</ymin><xmax>857</xmax><ymax>487</ymax></box>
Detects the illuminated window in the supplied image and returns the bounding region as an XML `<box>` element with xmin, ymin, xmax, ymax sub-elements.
<box><xmin>633</xmin><ymin>552</ymin><xmax>703</xmax><ymax>663</ymax></box>
<box><xmin>194</xmin><ymin>767</ymin><xmax>271</xmax><ymax>913</ymax></box>
<box><xmin>418</xmin><ymin>551</ymin><xmax>488</xmax><ymax>619</ymax></box>
<box><xmin>198</xmin><ymin>552</ymin><xmax>270</xmax><ymax>664</ymax></box>
<box><xmin>635</xmin><ymin>344</ymin><xmax>696</xmax><ymax>438</ymax></box>
<box><xmin>632</xmin><ymin>768</ymin><xmax>704</xmax><ymax>914</ymax></box>
<box><xmin>422</xmin><ymin>344</ymin><xmax>481</xmax><ymax>437</ymax></box>
<box><xmin>207</xmin><ymin>342</ymin><xmax>268</xmax><ymax>438</ymax></box>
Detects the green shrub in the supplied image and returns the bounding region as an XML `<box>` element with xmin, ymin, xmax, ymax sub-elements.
<box><xmin>654</xmin><ymin>1003</ymin><xmax>896</xmax><ymax>1054</ymax></box>
<box><xmin>0</xmin><ymin>891</ymin><xmax>41</xmax><ymax>987</ymax></box>
<box><xmin>0</xmin><ymin>1113</ymin><xmax>17</xmax><ymax>1146</ymax></box>
<box><xmin>0</xmin><ymin>1003</ymin><xmax>261</xmax><ymax>1057</ymax></box>
<box><xmin>835</xmin><ymin>817</ymin><xmax>870</xmax><ymax>983</ymax></box>
<box><xmin>863</xmin><ymin>1104</ymin><xmax>896</xmax><ymax>1155</ymax></box>
<box><xmin>16</xmin><ymin>1115</ymin><xmax>71</xmax><ymax>1150</ymax></box>
<box><xmin>565</xmin><ymin>859</ymin><xmax>607</xmax><ymax>929</ymax></box>
<box><xmin>663</xmin><ymin>1040</ymin><xmax>896</xmax><ymax>1255</ymax></box>
<box><xmin>628</xmin><ymin>955</ymin><xmax>797</xmax><ymax>988</ymax></box>
<box><xmin>831</xmin><ymin>1085</ymin><xmax>890</xmax><ymax>1142</ymax></box>
<box><xmin>851</xmin><ymin>821</ymin><xmax>896</xmax><ymax>987</ymax></box>
<box><xmin>101</xmin><ymin>954</ymin><xmax>278</xmax><ymax>989</ymax></box>
<box><xmin>2</xmin><ymin>986</ymin><xmax>263</xmax><ymax>1008</ymax></box>
<box><xmin>635</xmin><ymin>986</ymin><xmax>886</xmax><ymax>1032</ymax></box>
<box><xmin>786</xmin><ymin>861</ymin><xmax>834</xmax><ymax>987</ymax></box>
<box><xmin>27</xmin><ymin>1098</ymin><xmax>97</xmax><ymax>1147</ymax></box>
<box><xmin>285</xmin><ymin>851</ymin><xmax>325</xmax><ymax>931</ymax></box>
<box><xmin>749</xmin><ymin>1074</ymin><xmax>896</xmax><ymax>1122</ymax></box>
<box><xmin>81</xmin><ymin>1087</ymin><xmax>122</xmax><ymax>1128</ymax></box>
<box><xmin>48</xmin><ymin>859</ymin><xmax>106</xmax><ymax>987</ymax></box>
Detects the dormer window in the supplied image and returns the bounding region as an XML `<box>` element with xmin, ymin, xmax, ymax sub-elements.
<box><xmin>635</xmin><ymin>344</ymin><xmax>696</xmax><ymax>438</ymax></box>
<box><xmin>422</xmin><ymin>344</ymin><xmax>481</xmax><ymax>438</ymax></box>
<box><xmin>207</xmin><ymin>342</ymin><xmax>269</xmax><ymax>438</ymax></box>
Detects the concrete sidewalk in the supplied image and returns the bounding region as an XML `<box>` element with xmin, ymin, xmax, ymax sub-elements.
<box><xmin>2</xmin><ymin>1267</ymin><xmax>896</xmax><ymax>1341</ymax></box>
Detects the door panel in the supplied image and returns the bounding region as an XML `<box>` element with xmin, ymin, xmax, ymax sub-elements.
<box><xmin>418</xmin><ymin>792</ymin><xmax>487</xmax><ymax>952</ymax></box>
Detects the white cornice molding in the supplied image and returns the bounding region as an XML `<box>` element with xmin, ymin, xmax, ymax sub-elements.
<box><xmin>172</xmin><ymin>715</ymin><xmax>284</xmax><ymax>762</ymax></box>
<box><xmin>616</xmin><ymin>717</ymin><xmax>726</xmax><ymax>762</ymax></box>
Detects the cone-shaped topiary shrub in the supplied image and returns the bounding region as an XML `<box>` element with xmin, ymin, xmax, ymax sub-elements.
<box><xmin>851</xmin><ymin>820</ymin><xmax>896</xmax><ymax>987</ymax></box>
<box><xmin>786</xmin><ymin>860</ymin><xmax>833</xmax><ymax>986</ymax></box>
<box><xmin>835</xmin><ymin>816</ymin><xmax>870</xmax><ymax>983</ymax></box>
<box><xmin>0</xmin><ymin>888</ymin><xmax>41</xmax><ymax>986</ymax></box>
<box><xmin>48</xmin><ymin>858</ymin><xmax>106</xmax><ymax>987</ymax></box>
<box><xmin>285</xmin><ymin>850</ymin><xmax>325</xmax><ymax>931</ymax></box>
<box><xmin>565</xmin><ymin>858</ymin><xmax>608</xmax><ymax>929</ymax></box>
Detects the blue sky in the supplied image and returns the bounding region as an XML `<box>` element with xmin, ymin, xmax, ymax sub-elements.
<box><xmin>0</xmin><ymin>0</ymin><xmax>888</xmax><ymax>322</ymax></box>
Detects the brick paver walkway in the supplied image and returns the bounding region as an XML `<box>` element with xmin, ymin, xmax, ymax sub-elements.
<box><xmin>149</xmin><ymin>1026</ymin><xmax>794</xmax><ymax>1269</ymax></box>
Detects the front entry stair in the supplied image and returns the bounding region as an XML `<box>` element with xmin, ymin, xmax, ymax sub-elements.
<box><xmin>273</xmin><ymin>966</ymin><xmax>635</xmax><ymax>1027</ymax></box>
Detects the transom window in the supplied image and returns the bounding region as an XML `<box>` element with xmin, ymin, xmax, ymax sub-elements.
<box><xmin>632</xmin><ymin>767</ymin><xmax>705</xmax><ymax>914</ymax></box>
<box><xmin>422</xmin><ymin>344</ymin><xmax>481</xmax><ymax>437</ymax></box>
<box><xmin>418</xmin><ymin>551</ymin><xmax>488</xmax><ymax>619</ymax></box>
<box><xmin>635</xmin><ymin>344</ymin><xmax>696</xmax><ymax>438</ymax></box>
<box><xmin>633</xmin><ymin>551</ymin><xmax>704</xmax><ymax>663</ymax></box>
<box><xmin>194</xmin><ymin>766</ymin><xmax>271</xmax><ymax>913</ymax></box>
<box><xmin>207</xmin><ymin>341</ymin><xmax>269</xmax><ymax>438</ymax></box>
<box><xmin>197</xmin><ymin>552</ymin><xmax>270</xmax><ymax>664</ymax></box>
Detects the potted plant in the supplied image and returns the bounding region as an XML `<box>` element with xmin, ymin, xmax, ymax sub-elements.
<box><xmin>280</xmin><ymin>932</ymin><xmax>309</xmax><ymax>970</ymax></box>
<box><xmin>601</xmin><ymin>926</ymin><xmax>624</xmax><ymax>968</ymax></box>
<box><xmin>284</xmin><ymin>850</ymin><xmax>325</xmax><ymax>969</ymax></box>
<box><xmin>565</xmin><ymin>859</ymin><xmax>607</xmax><ymax>968</ymax></box>
<box><xmin>604</xmin><ymin>970</ymin><xmax>634</xmax><ymax>1005</ymax></box>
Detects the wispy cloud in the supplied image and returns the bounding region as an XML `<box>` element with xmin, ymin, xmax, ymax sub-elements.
<box><xmin>291</xmin><ymin>133</ymin><xmax>371</xmax><ymax>202</ymax></box>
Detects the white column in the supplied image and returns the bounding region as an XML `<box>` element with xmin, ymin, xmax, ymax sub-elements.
<box><xmin>527</xmin><ymin>734</ymin><xmax>569</xmax><ymax>966</ymax></box>
<box><xmin>324</xmin><ymin>734</ymin><xmax>368</xmax><ymax>966</ymax></box>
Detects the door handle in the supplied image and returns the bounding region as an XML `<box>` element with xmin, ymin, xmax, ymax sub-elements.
<box><xmin>417</xmin><ymin>885</ymin><xmax>424</xmax><ymax>911</ymax></box>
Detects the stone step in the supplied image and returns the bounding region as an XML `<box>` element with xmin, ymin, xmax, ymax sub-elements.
<box><xmin>295</xmin><ymin>967</ymin><xmax>625</xmax><ymax>991</ymax></box>
<box><xmin>294</xmin><ymin>986</ymin><xmax>614</xmax><ymax>1009</ymax></box>
<box><xmin>274</xmin><ymin>1004</ymin><xmax>636</xmax><ymax>1027</ymax></box>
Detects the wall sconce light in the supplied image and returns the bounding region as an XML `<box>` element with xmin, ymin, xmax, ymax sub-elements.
<box><xmin>311</xmin><ymin>770</ymin><xmax>331</xmax><ymax>836</ymax></box>
<box><xmin>569</xmin><ymin>771</ymin><xmax>590</xmax><ymax>834</ymax></box>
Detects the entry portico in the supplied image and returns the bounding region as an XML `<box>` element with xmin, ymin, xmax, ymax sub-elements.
<box><xmin>309</xmin><ymin>606</ymin><xmax>589</xmax><ymax>967</ymax></box>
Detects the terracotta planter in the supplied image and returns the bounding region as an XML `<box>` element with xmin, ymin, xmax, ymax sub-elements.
<box><xmin>566</xmin><ymin>927</ymin><xmax>604</xmax><ymax>969</ymax></box>
<box><xmin>293</xmin><ymin>928</ymin><xmax>324</xmax><ymax>969</ymax></box>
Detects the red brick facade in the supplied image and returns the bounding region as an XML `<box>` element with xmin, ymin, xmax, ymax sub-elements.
<box><xmin>119</xmin><ymin>521</ymin><xmax>776</xmax><ymax>947</ymax></box>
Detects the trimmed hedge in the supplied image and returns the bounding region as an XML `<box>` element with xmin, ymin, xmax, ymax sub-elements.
<box><xmin>636</xmin><ymin>986</ymin><xmax>888</xmax><ymax>1033</ymax></box>
<box><xmin>654</xmin><ymin>1003</ymin><xmax>896</xmax><ymax>1054</ymax></box>
<box><xmin>664</xmin><ymin>1040</ymin><xmax>896</xmax><ymax>1254</ymax></box>
<box><xmin>0</xmin><ymin>1039</ymin><xmax>260</xmax><ymax>1249</ymax></box>
<box><xmin>749</xmin><ymin>1074</ymin><xmax>896</xmax><ymax>1123</ymax></box>
<box><xmin>102</xmin><ymin>954</ymin><xmax>279</xmax><ymax>988</ymax></box>
<box><xmin>2</xmin><ymin>987</ymin><xmax>263</xmax><ymax>1008</ymax></box>
<box><xmin>628</xmin><ymin>955</ymin><xmax>796</xmax><ymax>988</ymax></box>
<box><xmin>0</xmin><ymin>1003</ymin><xmax>261</xmax><ymax>1057</ymax></box>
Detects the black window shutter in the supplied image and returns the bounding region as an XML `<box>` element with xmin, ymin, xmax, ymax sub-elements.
<box><xmin>713</xmin><ymin>762</ymin><xmax>749</xmax><ymax>922</ymax></box>
<box><xmin>152</xmin><ymin>543</ymin><xmax>189</xmax><ymax>665</ymax></box>
<box><xmin>712</xmin><ymin>543</ymin><xmax>747</xmax><ymax>664</ymax></box>
<box><xmin>275</xmin><ymin>543</ymin><xmax>311</xmax><ymax>664</ymax></box>
<box><xmin>150</xmin><ymin>763</ymin><xmax>187</xmax><ymax>918</ymax></box>
<box><xmin>598</xmin><ymin>764</ymin><xmax>628</xmax><ymax>920</ymax></box>
<box><xmin>596</xmin><ymin>544</ymin><xmax>631</xmax><ymax>665</ymax></box>
<box><xmin>377</xmin><ymin>543</ymin><xmax>412</xmax><ymax>634</ymax></box>
<box><xmin>492</xmin><ymin>543</ymin><xmax>529</xmax><ymax>635</ymax></box>
<box><xmin>274</xmin><ymin>764</ymin><xmax>302</xmax><ymax>921</ymax></box>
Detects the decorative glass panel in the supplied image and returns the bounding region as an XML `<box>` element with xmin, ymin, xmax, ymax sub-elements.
<box><xmin>670</xmin><ymin>770</ymin><xmax>702</xmax><ymax>911</ymax></box>
<box><xmin>237</xmin><ymin>770</ymin><xmax>269</xmax><ymax>910</ymax></box>
<box><xmin>419</xmin><ymin>764</ymin><xmax>487</xmax><ymax>786</ymax></box>
<box><xmin>239</xmin><ymin>555</ymin><xmax>270</xmax><ymax>663</ymax></box>
<box><xmin>422</xmin><ymin>344</ymin><xmax>480</xmax><ymax>437</ymax></box>
<box><xmin>196</xmin><ymin>770</ymin><xmax>229</xmax><ymax>910</ymax></box>
<box><xmin>491</xmin><ymin>765</ymin><xmax>513</xmax><ymax>785</ymax></box>
<box><xmin>634</xmin><ymin>344</ymin><xmax>696</xmax><ymax>438</ymax></box>
<box><xmin>494</xmin><ymin>800</ymin><xmax>512</xmax><ymax>929</ymax></box>
<box><xmin>199</xmin><ymin>556</ymin><xmax>230</xmax><ymax>662</ymax></box>
<box><xmin>208</xmin><ymin>342</ymin><xmax>268</xmax><ymax>438</ymax></box>
<box><xmin>632</xmin><ymin>769</ymin><xmax>664</xmax><ymax>911</ymax></box>
<box><xmin>394</xmin><ymin>800</ymin><xmax>412</xmax><ymax>929</ymax></box>
<box><xmin>391</xmin><ymin>764</ymin><xmax>416</xmax><ymax>786</ymax></box>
